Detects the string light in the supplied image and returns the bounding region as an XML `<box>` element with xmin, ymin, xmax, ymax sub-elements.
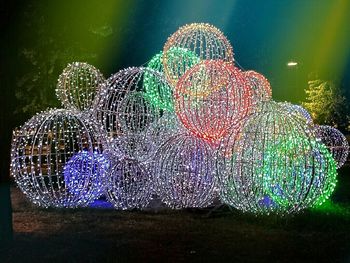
<box><xmin>316</xmin><ymin>125</ymin><xmax>349</xmax><ymax>169</ymax></box>
<box><xmin>244</xmin><ymin>70</ymin><xmax>272</xmax><ymax>106</ymax></box>
<box><xmin>56</xmin><ymin>62</ymin><xmax>105</xmax><ymax>112</ymax></box>
<box><xmin>163</xmin><ymin>23</ymin><xmax>234</xmax><ymax>86</ymax></box>
<box><xmin>279</xmin><ymin>102</ymin><xmax>313</xmax><ymax>123</ymax></box>
<box><xmin>10</xmin><ymin>109</ymin><xmax>108</xmax><ymax>208</ymax></box>
<box><xmin>152</xmin><ymin>133</ymin><xmax>217</xmax><ymax>209</ymax></box>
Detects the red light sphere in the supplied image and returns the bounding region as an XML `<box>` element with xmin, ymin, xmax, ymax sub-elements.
<box><xmin>174</xmin><ymin>60</ymin><xmax>252</xmax><ymax>142</ymax></box>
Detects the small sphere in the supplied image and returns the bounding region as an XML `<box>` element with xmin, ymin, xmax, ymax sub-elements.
<box><xmin>153</xmin><ymin>133</ymin><xmax>217</xmax><ymax>209</ymax></box>
<box><xmin>163</xmin><ymin>23</ymin><xmax>234</xmax><ymax>86</ymax></box>
<box><xmin>316</xmin><ymin>125</ymin><xmax>349</xmax><ymax>169</ymax></box>
<box><xmin>144</xmin><ymin>47</ymin><xmax>200</xmax><ymax>111</ymax></box>
<box><xmin>10</xmin><ymin>109</ymin><xmax>108</xmax><ymax>208</ymax></box>
<box><xmin>56</xmin><ymin>62</ymin><xmax>105</xmax><ymax>112</ymax></box>
<box><xmin>216</xmin><ymin>101</ymin><xmax>337</xmax><ymax>214</ymax></box>
<box><xmin>105</xmin><ymin>157</ymin><xmax>153</xmax><ymax>210</ymax></box>
<box><xmin>174</xmin><ymin>60</ymin><xmax>252</xmax><ymax>143</ymax></box>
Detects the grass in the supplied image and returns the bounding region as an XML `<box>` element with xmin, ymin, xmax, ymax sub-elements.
<box><xmin>0</xmin><ymin>165</ymin><xmax>350</xmax><ymax>263</ymax></box>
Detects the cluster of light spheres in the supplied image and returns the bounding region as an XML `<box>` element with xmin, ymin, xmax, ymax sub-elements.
<box><xmin>316</xmin><ymin>125</ymin><xmax>349</xmax><ymax>169</ymax></box>
<box><xmin>11</xmin><ymin>109</ymin><xmax>107</xmax><ymax>208</ymax></box>
<box><xmin>216</xmin><ymin>101</ymin><xmax>337</xmax><ymax>214</ymax></box>
<box><xmin>11</xmin><ymin>23</ymin><xmax>343</xmax><ymax>214</ymax></box>
<box><xmin>56</xmin><ymin>62</ymin><xmax>105</xmax><ymax>112</ymax></box>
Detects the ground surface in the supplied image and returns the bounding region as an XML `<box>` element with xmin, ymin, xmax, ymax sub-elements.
<box><xmin>1</xmin><ymin>165</ymin><xmax>350</xmax><ymax>263</ymax></box>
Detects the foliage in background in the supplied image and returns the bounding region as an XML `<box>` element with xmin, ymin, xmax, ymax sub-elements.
<box><xmin>302</xmin><ymin>79</ymin><xmax>349</xmax><ymax>132</ymax></box>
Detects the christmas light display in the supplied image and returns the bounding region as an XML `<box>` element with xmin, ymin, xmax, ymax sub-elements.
<box><xmin>316</xmin><ymin>125</ymin><xmax>349</xmax><ymax>169</ymax></box>
<box><xmin>93</xmin><ymin>67</ymin><xmax>166</xmax><ymax>162</ymax></box>
<box><xmin>279</xmin><ymin>102</ymin><xmax>313</xmax><ymax>123</ymax></box>
<box><xmin>56</xmin><ymin>62</ymin><xmax>105</xmax><ymax>112</ymax></box>
<box><xmin>174</xmin><ymin>60</ymin><xmax>252</xmax><ymax>142</ymax></box>
<box><xmin>244</xmin><ymin>70</ymin><xmax>272</xmax><ymax>106</ymax></box>
<box><xmin>216</xmin><ymin>101</ymin><xmax>337</xmax><ymax>214</ymax></box>
<box><xmin>10</xmin><ymin>109</ymin><xmax>107</xmax><ymax>208</ymax></box>
<box><xmin>163</xmin><ymin>23</ymin><xmax>234</xmax><ymax>86</ymax></box>
<box><xmin>144</xmin><ymin>47</ymin><xmax>200</xmax><ymax>111</ymax></box>
<box><xmin>153</xmin><ymin>133</ymin><xmax>217</xmax><ymax>209</ymax></box>
<box><xmin>105</xmin><ymin>157</ymin><xmax>153</xmax><ymax>210</ymax></box>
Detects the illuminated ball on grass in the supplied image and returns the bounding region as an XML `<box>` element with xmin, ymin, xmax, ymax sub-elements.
<box><xmin>316</xmin><ymin>125</ymin><xmax>349</xmax><ymax>169</ymax></box>
<box><xmin>279</xmin><ymin>102</ymin><xmax>313</xmax><ymax>124</ymax></box>
<box><xmin>93</xmin><ymin>67</ymin><xmax>166</xmax><ymax>162</ymax></box>
<box><xmin>216</xmin><ymin>101</ymin><xmax>337</xmax><ymax>214</ymax></box>
<box><xmin>153</xmin><ymin>133</ymin><xmax>217</xmax><ymax>208</ymax></box>
<box><xmin>105</xmin><ymin>157</ymin><xmax>153</xmax><ymax>210</ymax></box>
<box><xmin>10</xmin><ymin>109</ymin><xmax>107</xmax><ymax>208</ymax></box>
<box><xmin>174</xmin><ymin>60</ymin><xmax>252</xmax><ymax>142</ymax></box>
<box><xmin>163</xmin><ymin>23</ymin><xmax>234</xmax><ymax>86</ymax></box>
<box><xmin>56</xmin><ymin>62</ymin><xmax>105</xmax><ymax>112</ymax></box>
<box><xmin>144</xmin><ymin>47</ymin><xmax>199</xmax><ymax>111</ymax></box>
<box><xmin>244</xmin><ymin>70</ymin><xmax>272</xmax><ymax>106</ymax></box>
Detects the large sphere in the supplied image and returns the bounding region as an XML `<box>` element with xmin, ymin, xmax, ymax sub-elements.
<box><xmin>316</xmin><ymin>125</ymin><xmax>349</xmax><ymax>169</ymax></box>
<box><xmin>93</xmin><ymin>67</ymin><xmax>167</xmax><ymax>162</ymax></box>
<box><xmin>144</xmin><ymin>47</ymin><xmax>199</xmax><ymax>112</ymax></box>
<box><xmin>10</xmin><ymin>109</ymin><xmax>108</xmax><ymax>208</ymax></box>
<box><xmin>163</xmin><ymin>23</ymin><xmax>234</xmax><ymax>86</ymax></box>
<box><xmin>174</xmin><ymin>60</ymin><xmax>252</xmax><ymax>142</ymax></box>
<box><xmin>105</xmin><ymin>157</ymin><xmax>153</xmax><ymax>210</ymax></box>
<box><xmin>153</xmin><ymin>133</ymin><xmax>217</xmax><ymax>209</ymax></box>
<box><xmin>216</xmin><ymin>101</ymin><xmax>337</xmax><ymax>214</ymax></box>
<box><xmin>56</xmin><ymin>62</ymin><xmax>105</xmax><ymax>112</ymax></box>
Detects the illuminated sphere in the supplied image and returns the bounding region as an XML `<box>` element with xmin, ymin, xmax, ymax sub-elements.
<box><xmin>316</xmin><ymin>125</ymin><xmax>349</xmax><ymax>169</ymax></box>
<box><xmin>163</xmin><ymin>23</ymin><xmax>234</xmax><ymax>86</ymax></box>
<box><xmin>144</xmin><ymin>47</ymin><xmax>199</xmax><ymax>112</ymax></box>
<box><xmin>244</xmin><ymin>70</ymin><xmax>272</xmax><ymax>105</ymax></box>
<box><xmin>93</xmin><ymin>67</ymin><xmax>165</xmax><ymax>162</ymax></box>
<box><xmin>153</xmin><ymin>133</ymin><xmax>217</xmax><ymax>209</ymax></box>
<box><xmin>56</xmin><ymin>62</ymin><xmax>105</xmax><ymax>112</ymax></box>
<box><xmin>10</xmin><ymin>109</ymin><xmax>107</xmax><ymax>208</ymax></box>
<box><xmin>63</xmin><ymin>151</ymin><xmax>110</xmax><ymax>198</ymax></box>
<box><xmin>216</xmin><ymin>101</ymin><xmax>337</xmax><ymax>214</ymax></box>
<box><xmin>279</xmin><ymin>102</ymin><xmax>313</xmax><ymax>123</ymax></box>
<box><xmin>174</xmin><ymin>60</ymin><xmax>252</xmax><ymax>142</ymax></box>
<box><xmin>105</xmin><ymin>157</ymin><xmax>153</xmax><ymax>210</ymax></box>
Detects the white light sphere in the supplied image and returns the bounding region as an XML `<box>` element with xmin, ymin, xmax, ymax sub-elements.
<box><xmin>216</xmin><ymin>101</ymin><xmax>337</xmax><ymax>214</ymax></box>
<box><xmin>10</xmin><ymin>109</ymin><xmax>108</xmax><ymax>208</ymax></box>
<box><xmin>105</xmin><ymin>157</ymin><xmax>153</xmax><ymax>210</ymax></box>
<box><xmin>153</xmin><ymin>133</ymin><xmax>217</xmax><ymax>209</ymax></box>
<box><xmin>316</xmin><ymin>125</ymin><xmax>349</xmax><ymax>169</ymax></box>
<box><xmin>93</xmin><ymin>67</ymin><xmax>168</xmax><ymax>162</ymax></box>
<box><xmin>56</xmin><ymin>62</ymin><xmax>105</xmax><ymax>112</ymax></box>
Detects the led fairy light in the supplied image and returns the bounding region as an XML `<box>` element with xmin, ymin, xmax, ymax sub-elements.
<box><xmin>216</xmin><ymin>101</ymin><xmax>337</xmax><ymax>214</ymax></box>
<box><xmin>316</xmin><ymin>125</ymin><xmax>349</xmax><ymax>169</ymax></box>
<box><xmin>244</xmin><ymin>70</ymin><xmax>272</xmax><ymax>106</ymax></box>
<box><xmin>152</xmin><ymin>133</ymin><xmax>217</xmax><ymax>209</ymax></box>
<box><xmin>163</xmin><ymin>23</ymin><xmax>234</xmax><ymax>86</ymax></box>
<box><xmin>279</xmin><ymin>102</ymin><xmax>313</xmax><ymax>124</ymax></box>
<box><xmin>10</xmin><ymin>109</ymin><xmax>108</xmax><ymax>208</ymax></box>
<box><xmin>56</xmin><ymin>62</ymin><xmax>105</xmax><ymax>112</ymax></box>
<box><xmin>105</xmin><ymin>156</ymin><xmax>153</xmax><ymax>210</ymax></box>
<box><xmin>174</xmin><ymin>60</ymin><xmax>252</xmax><ymax>143</ymax></box>
<box><xmin>144</xmin><ymin>47</ymin><xmax>200</xmax><ymax>112</ymax></box>
<box><xmin>93</xmin><ymin>67</ymin><xmax>168</xmax><ymax>162</ymax></box>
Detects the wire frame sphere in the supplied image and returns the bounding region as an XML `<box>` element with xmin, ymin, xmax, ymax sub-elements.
<box><xmin>144</xmin><ymin>47</ymin><xmax>200</xmax><ymax>112</ymax></box>
<box><xmin>216</xmin><ymin>101</ymin><xmax>337</xmax><ymax>214</ymax></box>
<box><xmin>105</xmin><ymin>157</ymin><xmax>153</xmax><ymax>210</ymax></box>
<box><xmin>10</xmin><ymin>109</ymin><xmax>108</xmax><ymax>208</ymax></box>
<box><xmin>279</xmin><ymin>102</ymin><xmax>313</xmax><ymax>124</ymax></box>
<box><xmin>174</xmin><ymin>60</ymin><xmax>252</xmax><ymax>142</ymax></box>
<box><xmin>244</xmin><ymin>70</ymin><xmax>272</xmax><ymax>105</ymax></box>
<box><xmin>94</xmin><ymin>67</ymin><xmax>166</xmax><ymax>162</ymax></box>
<box><xmin>316</xmin><ymin>125</ymin><xmax>349</xmax><ymax>169</ymax></box>
<box><xmin>56</xmin><ymin>62</ymin><xmax>105</xmax><ymax>112</ymax></box>
<box><xmin>163</xmin><ymin>23</ymin><xmax>234</xmax><ymax>86</ymax></box>
<box><xmin>153</xmin><ymin>133</ymin><xmax>217</xmax><ymax>209</ymax></box>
